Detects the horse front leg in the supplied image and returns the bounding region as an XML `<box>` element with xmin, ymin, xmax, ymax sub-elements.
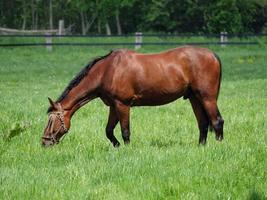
<box><xmin>114</xmin><ymin>101</ymin><xmax>131</xmax><ymax>145</ymax></box>
<box><xmin>106</xmin><ymin>106</ymin><xmax>120</xmax><ymax>147</ymax></box>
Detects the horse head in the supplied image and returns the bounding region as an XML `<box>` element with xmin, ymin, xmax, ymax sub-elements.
<box><xmin>41</xmin><ymin>97</ymin><xmax>70</xmax><ymax>147</ymax></box>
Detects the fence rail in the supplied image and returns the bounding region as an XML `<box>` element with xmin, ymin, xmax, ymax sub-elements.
<box><xmin>0</xmin><ymin>33</ymin><xmax>267</xmax><ymax>38</ymax></box>
<box><xmin>0</xmin><ymin>32</ymin><xmax>266</xmax><ymax>50</ymax></box>
<box><xmin>0</xmin><ymin>42</ymin><xmax>262</xmax><ymax>47</ymax></box>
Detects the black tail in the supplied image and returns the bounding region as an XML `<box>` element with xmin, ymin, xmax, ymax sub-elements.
<box><xmin>209</xmin><ymin>52</ymin><xmax>222</xmax><ymax>131</ymax></box>
<box><xmin>213</xmin><ymin>52</ymin><xmax>222</xmax><ymax>100</ymax></box>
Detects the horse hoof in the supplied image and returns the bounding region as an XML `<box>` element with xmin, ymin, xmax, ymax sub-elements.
<box><xmin>216</xmin><ymin>135</ymin><xmax>223</xmax><ymax>141</ymax></box>
<box><xmin>199</xmin><ymin>141</ymin><xmax>206</xmax><ymax>145</ymax></box>
<box><xmin>124</xmin><ymin>140</ymin><xmax>130</xmax><ymax>145</ymax></box>
<box><xmin>113</xmin><ymin>142</ymin><xmax>120</xmax><ymax>148</ymax></box>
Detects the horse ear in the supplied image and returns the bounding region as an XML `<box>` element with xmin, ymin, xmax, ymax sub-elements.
<box><xmin>48</xmin><ymin>97</ymin><xmax>56</xmax><ymax>108</ymax></box>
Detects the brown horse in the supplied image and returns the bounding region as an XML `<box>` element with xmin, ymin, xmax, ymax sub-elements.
<box><xmin>42</xmin><ymin>46</ymin><xmax>224</xmax><ymax>147</ymax></box>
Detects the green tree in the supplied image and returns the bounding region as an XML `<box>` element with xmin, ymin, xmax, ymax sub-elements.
<box><xmin>237</xmin><ymin>0</ymin><xmax>267</xmax><ymax>33</ymax></box>
<box><xmin>68</xmin><ymin>0</ymin><xmax>98</xmax><ymax>35</ymax></box>
<box><xmin>0</xmin><ymin>0</ymin><xmax>266</xmax><ymax>34</ymax></box>
<box><xmin>204</xmin><ymin>0</ymin><xmax>242</xmax><ymax>33</ymax></box>
<box><xmin>141</xmin><ymin>0</ymin><xmax>174</xmax><ymax>32</ymax></box>
<box><xmin>168</xmin><ymin>0</ymin><xmax>205</xmax><ymax>33</ymax></box>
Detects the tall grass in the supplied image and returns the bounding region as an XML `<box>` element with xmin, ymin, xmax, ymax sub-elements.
<box><xmin>0</xmin><ymin>44</ymin><xmax>266</xmax><ymax>200</ymax></box>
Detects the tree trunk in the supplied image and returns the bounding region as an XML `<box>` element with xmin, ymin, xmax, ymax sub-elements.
<box><xmin>80</xmin><ymin>11</ymin><xmax>86</xmax><ymax>35</ymax></box>
<box><xmin>35</xmin><ymin>11</ymin><xmax>38</xmax><ymax>30</ymax></box>
<box><xmin>80</xmin><ymin>11</ymin><xmax>97</xmax><ymax>35</ymax></box>
<box><xmin>97</xmin><ymin>18</ymin><xmax>101</xmax><ymax>34</ymax></box>
<box><xmin>84</xmin><ymin>14</ymin><xmax>97</xmax><ymax>34</ymax></box>
<box><xmin>49</xmin><ymin>0</ymin><xmax>53</xmax><ymax>29</ymax></box>
<box><xmin>31</xmin><ymin>0</ymin><xmax>34</xmax><ymax>30</ymax></box>
<box><xmin>21</xmin><ymin>0</ymin><xmax>27</xmax><ymax>30</ymax></box>
<box><xmin>115</xmin><ymin>11</ymin><xmax>122</xmax><ymax>35</ymax></box>
<box><xmin>22</xmin><ymin>0</ymin><xmax>27</xmax><ymax>30</ymax></box>
<box><xmin>22</xmin><ymin>16</ymin><xmax>27</xmax><ymax>30</ymax></box>
<box><xmin>105</xmin><ymin>22</ymin><xmax>111</xmax><ymax>35</ymax></box>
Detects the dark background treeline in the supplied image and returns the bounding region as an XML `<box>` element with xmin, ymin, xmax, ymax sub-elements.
<box><xmin>0</xmin><ymin>0</ymin><xmax>266</xmax><ymax>35</ymax></box>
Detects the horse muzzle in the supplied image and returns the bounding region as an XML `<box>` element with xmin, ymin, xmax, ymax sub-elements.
<box><xmin>41</xmin><ymin>136</ymin><xmax>59</xmax><ymax>147</ymax></box>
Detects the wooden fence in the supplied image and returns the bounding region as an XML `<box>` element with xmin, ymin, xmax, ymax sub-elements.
<box><xmin>0</xmin><ymin>31</ymin><xmax>266</xmax><ymax>51</ymax></box>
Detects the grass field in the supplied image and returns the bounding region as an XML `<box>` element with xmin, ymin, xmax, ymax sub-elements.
<box><xmin>0</xmin><ymin>44</ymin><xmax>266</xmax><ymax>200</ymax></box>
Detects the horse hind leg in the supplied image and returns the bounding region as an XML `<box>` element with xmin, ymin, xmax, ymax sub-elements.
<box><xmin>202</xmin><ymin>99</ymin><xmax>224</xmax><ymax>141</ymax></box>
<box><xmin>189</xmin><ymin>94</ymin><xmax>209</xmax><ymax>145</ymax></box>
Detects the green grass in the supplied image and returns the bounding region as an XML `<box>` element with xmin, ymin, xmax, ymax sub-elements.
<box><xmin>0</xmin><ymin>44</ymin><xmax>266</xmax><ymax>200</ymax></box>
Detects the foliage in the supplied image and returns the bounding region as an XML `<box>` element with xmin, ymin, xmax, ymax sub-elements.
<box><xmin>204</xmin><ymin>0</ymin><xmax>242</xmax><ymax>33</ymax></box>
<box><xmin>0</xmin><ymin>0</ymin><xmax>266</xmax><ymax>34</ymax></box>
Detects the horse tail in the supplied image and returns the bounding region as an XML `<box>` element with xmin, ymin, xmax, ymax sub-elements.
<box><xmin>213</xmin><ymin>52</ymin><xmax>222</xmax><ymax>100</ymax></box>
<box><xmin>209</xmin><ymin>52</ymin><xmax>222</xmax><ymax>132</ymax></box>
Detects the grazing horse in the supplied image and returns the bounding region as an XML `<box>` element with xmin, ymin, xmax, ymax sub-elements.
<box><xmin>42</xmin><ymin>46</ymin><xmax>224</xmax><ymax>147</ymax></box>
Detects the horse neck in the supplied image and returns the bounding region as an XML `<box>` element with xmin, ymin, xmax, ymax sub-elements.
<box><xmin>59</xmin><ymin>64</ymin><xmax>104</xmax><ymax>117</ymax></box>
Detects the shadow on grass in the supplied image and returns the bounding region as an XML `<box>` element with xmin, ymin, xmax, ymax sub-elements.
<box><xmin>247</xmin><ymin>190</ymin><xmax>266</xmax><ymax>200</ymax></box>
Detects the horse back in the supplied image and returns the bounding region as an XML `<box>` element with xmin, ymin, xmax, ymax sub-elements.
<box><xmin>100</xmin><ymin>46</ymin><xmax>221</xmax><ymax>106</ymax></box>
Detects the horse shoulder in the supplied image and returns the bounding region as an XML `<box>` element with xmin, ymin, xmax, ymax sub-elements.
<box><xmin>100</xmin><ymin>50</ymin><xmax>137</xmax><ymax>102</ymax></box>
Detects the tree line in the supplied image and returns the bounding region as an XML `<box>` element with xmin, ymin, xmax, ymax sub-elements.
<box><xmin>0</xmin><ymin>0</ymin><xmax>266</xmax><ymax>35</ymax></box>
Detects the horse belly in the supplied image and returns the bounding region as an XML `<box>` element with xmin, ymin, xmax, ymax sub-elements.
<box><xmin>131</xmin><ymin>78</ymin><xmax>188</xmax><ymax>106</ymax></box>
<box><xmin>130</xmin><ymin>89</ymin><xmax>186</xmax><ymax>106</ymax></box>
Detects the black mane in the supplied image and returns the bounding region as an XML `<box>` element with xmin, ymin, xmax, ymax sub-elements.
<box><xmin>47</xmin><ymin>51</ymin><xmax>113</xmax><ymax>113</ymax></box>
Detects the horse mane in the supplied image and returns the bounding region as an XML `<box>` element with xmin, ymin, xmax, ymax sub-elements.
<box><xmin>47</xmin><ymin>51</ymin><xmax>113</xmax><ymax>113</ymax></box>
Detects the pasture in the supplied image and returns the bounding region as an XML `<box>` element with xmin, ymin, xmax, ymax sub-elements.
<box><xmin>0</xmin><ymin>44</ymin><xmax>266</xmax><ymax>199</ymax></box>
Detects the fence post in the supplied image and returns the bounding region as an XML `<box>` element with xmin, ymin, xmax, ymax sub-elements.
<box><xmin>135</xmin><ymin>32</ymin><xmax>142</xmax><ymax>50</ymax></box>
<box><xmin>58</xmin><ymin>20</ymin><xmax>65</xmax><ymax>35</ymax></box>
<box><xmin>220</xmin><ymin>31</ymin><xmax>228</xmax><ymax>47</ymax></box>
<box><xmin>45</xmin><ymin>33</ymin><xmax>52</xmax><ymax>51</ymax></box>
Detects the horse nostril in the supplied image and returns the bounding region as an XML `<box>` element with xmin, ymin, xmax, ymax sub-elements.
<box><xmin>41</xmin><ymin>140</ymin><xmax>48</xmax><ymax>147</ymax></box>
<box><xmin>41</xmin><ymin>139</ymin><xmax>52</xmax><ymax>147</ymax></box>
